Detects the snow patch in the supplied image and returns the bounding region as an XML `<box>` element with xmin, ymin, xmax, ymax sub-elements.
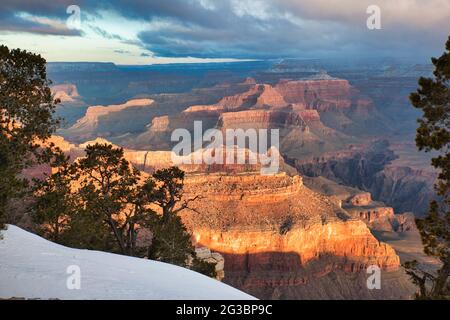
<box><xmin>0</xmin><ymin>225</ymin><xmax>255</xmax><ymax>300</ymax></box>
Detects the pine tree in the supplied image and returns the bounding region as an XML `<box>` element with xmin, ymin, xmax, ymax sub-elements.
<box><xmin>31</xmin><ymin>147</ymin><xmax>117</xmax><ymax>251</ymax></box>
<box><xmin>405</xmin><ymin>36</ymin><xmax>450</xmax><ymax>299</ymax></box>
<box><xmin>75</xmin><ymin>143</ymin><xmax>143</xmax><ymax>255</ymax></box>
<box><xmin>147</xmin><ymin>213</ymin><xmax>195</xmax><ymax>266</ymax></box>
<box><xmin>0</xmin><ymin>45</ymin><xmax>60</xmax><ymax>228</ymax></box>
<box><xmin>149</xmin><ymin>166</ymin><xmax>216</xmax><ymax>274</ymax></box>
<box><xmin>31</xmin><ymin>149</ymin><xmax>75</xmax><ymax>242</ymax></box>
<box><xmin>30</xmin><ymin>143</ymin><xmax>216</xmax><ymax>276</ymax></box>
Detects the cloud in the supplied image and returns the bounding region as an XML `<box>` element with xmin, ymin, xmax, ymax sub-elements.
<box><xmin>0</xmin><ymin>1</ymin><xmax>84</xmax><ymax>36</ymax></box>
<box><xmin>276</xmin><ymin>0</ymin><xmax>450</xmax><ymax>29</ymax></box>
<box><xmin>88</xmin><ymin>24</ymin><xmax>125</xmax><ymax>40</ymax></box>
<box><xmin>114</xmin><ymin>49</ymin><xmax>130</xmax><ymax>54</ymax></box>
<box><xmin>128</xmin><ymin>0</ymin><xmax>450</xmax><ymax>59</ymax></box>
<box><xmin>0</xmin><ymin>13</ymin><xmax>81</xmax><ymax>36</ymax></box>
<box><xmin>1</xmin><ymin>0</ymin><xmax>450</xmax><ymax>60</ymax></box>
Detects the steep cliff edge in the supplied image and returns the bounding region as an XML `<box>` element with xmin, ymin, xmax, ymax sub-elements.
<box><xmin>24</xmin><ymin>136</ymin><xmax>416</xmax><ymax>299</ymax></box>
<box><xmin>62</xmin><ymin>99</ymin><xmax>155</xmax><ymax>139</ymax></box>
<box><xmin>177</xmin><ymin>173</ymin><xmax>413</xmax><ymax>299</ymax></box>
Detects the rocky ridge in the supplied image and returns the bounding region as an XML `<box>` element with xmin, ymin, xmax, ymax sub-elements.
<box><xmin>176</xmin><ymin>172</ymin><xmax>412</xmax><ymax>299</ymax></box>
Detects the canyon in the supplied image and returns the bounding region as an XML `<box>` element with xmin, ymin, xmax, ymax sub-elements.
<box><xmin>83</xmin><ymin>74</ymin><xmax>435</xmax><ymax>218</ymax></box>
<box><xmin>179</xmin><ymin>173</ymin><xmax>416</xmax><ymax>299</ymax></box>
<box><xmin>33</xmin><ymin>136</ymin><xmax>420</xmax><ymax>299</ymax></box>
<box><xmin>35</xmin><ymin>60</ymin><xmax>438</xmax><ymax>299</ymax></box>
<box><xmin>40</xmin><ymin>138</ymin><xmax>421</xmax><ymax>298</ymax></box>
<box><xmin>294</xmin><ymin>140</ymin><xmax>436</xmax><ymax>216</ymax></box>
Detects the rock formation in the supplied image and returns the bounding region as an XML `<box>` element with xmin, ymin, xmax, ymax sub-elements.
<box><xmin>194</xmin><ymin>247</ymin><xmax>225</xmax><ymax>281</ymax></box>
<box><xmin>275</xmin><ymin>79</ymin><xmax>353</xmax><ymax>111</ymax></box>
<box><xmin>295</xmin><ymin>140</ymin><xmax>437</xmax><ymax>216</ymax></box>
<box><xmin>347</xmin><ymin>192</ymin><xmax>372</xmax><ymax>206</ymax></box>
<box><xmin>218</xmin><ymin>110</ymin><xmax>306</xmax><ymax>130</ymax></box>
<box><xmin>254</xmin><ymin>84</ymin><xmax>289</xmax><ymax>109</ymax></box>
<box><xmin>44</xmin><ymin>136</ymin><xmax>295</xmax><ymax>176</ymax></box>
<box><xmin>51</xmin><ymin>83</ymin><xmax>80</xmax><ymax>102</ymax></box>
<box><xmin>303</xmin><ymin>174</ymin><xmax>419</xmax><ymax>233</ymax></box>
<box><xmin>176</xmin><ymin>172</ymin><xmax>409</xmax><ymax>299</ymax></box>
<box><xmin>24</xmin><ymin>135</ymin><xmax>418</xmax><ymax>299</ymax></box>
<box><xmin>69</xmin><ymin>99</ymin><xmax>154</xmax><ymax>132</ymax></box>
<box><xmin>130</xmin><ymin>78</ymin><xmax>362</xmax><ymax>155</ymax></box>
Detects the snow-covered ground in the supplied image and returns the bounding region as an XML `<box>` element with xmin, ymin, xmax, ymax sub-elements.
<box><xmin>0</xmin><ymin>225</ymin><xmax>255</xmax><ymax>300</ymax></box>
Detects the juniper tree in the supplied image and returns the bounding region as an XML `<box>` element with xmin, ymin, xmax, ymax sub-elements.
<box><xmin>149</xmin><ymin>167</ymin><xmax>215</xmax><ymax>276</ymax></box>
<box><xmin>75</xmin><ymin>143</ymin><xmax>143</xmax><ymax>255</ymax></box>
<box><xmin>31</xmin><ymin>143</ymin><xmax>216</xmax><ymax>275</ymax></box>
<box><xmin>0</xmin><ymin>45</ymin><xmax>60</xmax><ymax>228</ymax></box>
<box><xmin>405</xmin><ymin>36</ymin><xmax>450</xmax><ymax>299</ymax></box>
<box><xmin>31</xmin><ymin>149</ymin><xmax>75</xmax><ymax>242</ymax></box>
<box><xmin>31</xmin><ymin>147</ymin><xmax>117</xmax><ymax>251</ymax></box>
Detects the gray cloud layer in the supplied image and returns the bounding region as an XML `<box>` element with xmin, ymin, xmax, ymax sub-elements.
<box><xmin>0</xmin><ymin>0</ymin><xmax>83</xmax><ymax>36</ymax></box>
<box><xmin>1</xmin><ymin>0</ymin><xmax>449</xmax><ymax>60</ymax></box>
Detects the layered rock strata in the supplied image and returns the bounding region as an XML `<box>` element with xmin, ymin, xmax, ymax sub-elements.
<box><xmin>178</xmin><ymin>173</ymin><xmax>402</xmax><ymax>299</ymax></box>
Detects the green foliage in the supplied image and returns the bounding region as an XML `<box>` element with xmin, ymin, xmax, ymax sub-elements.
<box><xmin>148</xmin><ymin>214</ymin><xmax>195</xmax><ymax>267</ymax></box>
<box><xmin>31</xmin><ymin>143</ymin><xmax>216</xmax><ymax>277</ymax></box>
<box><xmin>148</xmin><ymin>213</ymin><xmax>217</xmax><ymax>277</ymax></box>
<box><xmin>0</xmin><ymin>45</ymin><xmax>60</xmax><ymax>228</ymax></box>
<box><xmin>405</xmin><ymin>36</ymin><xmax>450</xmax><ymax>300</ymax></box>
<box><xmin>76</xmin><ymin>143</ymin><xmax>147</xmax><ymax>256</ymax></box>
<box><xmin>31</xmin><ymin>147</ymin><xmax>116</xmax><ymax>251</ymax></box>
<box><xmin>59</xmin><ymin>208</ymin><xmax>118</xmax><ymax>252</ymax></box>
<box><xmin>152</xmin><ymin>166</ymin><xmax>186</xmax><ymax>219</ymax></box>
<box><xmin>410</xmin><ymin>36</ymin><xmax>450</xmax><ymax>199</ymax></box>
<box><xmin>31</xmin><ymin>150</ymin><xmax>74</xmax><ymax>242</ymax></box>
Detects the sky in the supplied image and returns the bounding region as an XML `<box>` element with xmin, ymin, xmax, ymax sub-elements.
<box><xmin>0</xmin><ymin>0</ymin><xmax>449</xmax><ymax>65</ymax></box>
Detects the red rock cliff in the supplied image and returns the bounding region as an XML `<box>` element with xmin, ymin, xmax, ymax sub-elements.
<box><xmin>179</xmin><ymin>173</ymin><xmax>400</xmax><ymax>298</ymax></box>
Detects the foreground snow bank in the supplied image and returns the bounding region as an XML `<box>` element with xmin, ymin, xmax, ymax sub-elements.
<box><xmin>0</xmin><ymin>225</ymin><xmax>255</xmax><ymax>300</ymax></box>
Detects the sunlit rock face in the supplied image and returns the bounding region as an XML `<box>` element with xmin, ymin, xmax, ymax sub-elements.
<box><xmin>178</xmin><ymin>172</ymin><xmax>404</xmax><ymax>299</ymax></box>
<box><xmin>66</xmin><ymin>99</ymin><xmax>155</xmax><ymax>136</ymax></box>
<box><xmin>51</xmin><ymin>83</ymin><xmax>80</xmax><ymax>102</ymax></box>
<box><xmin>23</xmin><ymin>136</ymin><xmax>414</xmax><ymax>299</ymax></box>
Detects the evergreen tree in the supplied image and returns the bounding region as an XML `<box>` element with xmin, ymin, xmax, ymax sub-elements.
<box><xmin>59</xmin><ymin>207</ymin><xmax>118</xmax><ymax>252</ymax></box>
<box><xmin>31</xmin><ymin>143</ymin><xmax>216</xmax><ymax>276</ymax></box>
<box><xmin>75</xmin><ymin>143</ymin><xmax>143</xmax><ymax>255</ymax></box>
<box><xmin>0</xmin><ymin>45</ymin><xmax>60</xmax><ymax>228</ymax></box>
<box><xmin>149</xmin><ymin>167</ymin><xmax>194</xmax><ymax>265</ymax></box>
<box><xmin>152</xmin><ymin>166</ymin><xmax>186</xmax><ymax>220</ymax></box>
<box><xmin>405</xmin><ymin>36</ymin><xmax>450</xmax><ymax>299</ymax></box>
<box><xmin>149</xmin><ymin>167</ymin><xmax>216</xmax><ymax>275</ymax></box>
<box><xmin>31</xmin><ymin>147</ymin><xmax>117</xmax><ymax>251</ymax></box>
<box><xmin>31</xmin><ymin>149</ymin><xmax>74</xmax><ymax>242</ymax></box>
<box><xmin>147</xmin><ymin>213</ymin><xmax>195</xmax><ymax>266</ymax></box>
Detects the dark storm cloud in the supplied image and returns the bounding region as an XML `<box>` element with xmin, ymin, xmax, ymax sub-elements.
<box><xmin>0</xmin><ymin>0</ymin><xmax>84</xmax><ymax>36</ymax></box>
<box><xmin>104</xmin><ymin>0</ymin><xmax>450</xmax><ymax>60</ymax></box>
<box><xmin>0</xmin><ymin>0</ymin><xmax>81</xmax><ymax>17</ymax></box>
<box><xmin>91</xmin><ymin>0</ymin><xmax>233</xmax><ymax>29</ymax></box>
<box><xmin>1</xmin><ymin>0</ymin><xmax>450</xmax><ymax>59</ymax></box>
<box><xmin>136</xmin><ymin>15</ymin><xmax>324</xmax><ymax>59</ymax></box>
<box><xmin>0</xmin><ymin>12</ymin><xmax>81</xmax><ymax>36</ymax></box>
